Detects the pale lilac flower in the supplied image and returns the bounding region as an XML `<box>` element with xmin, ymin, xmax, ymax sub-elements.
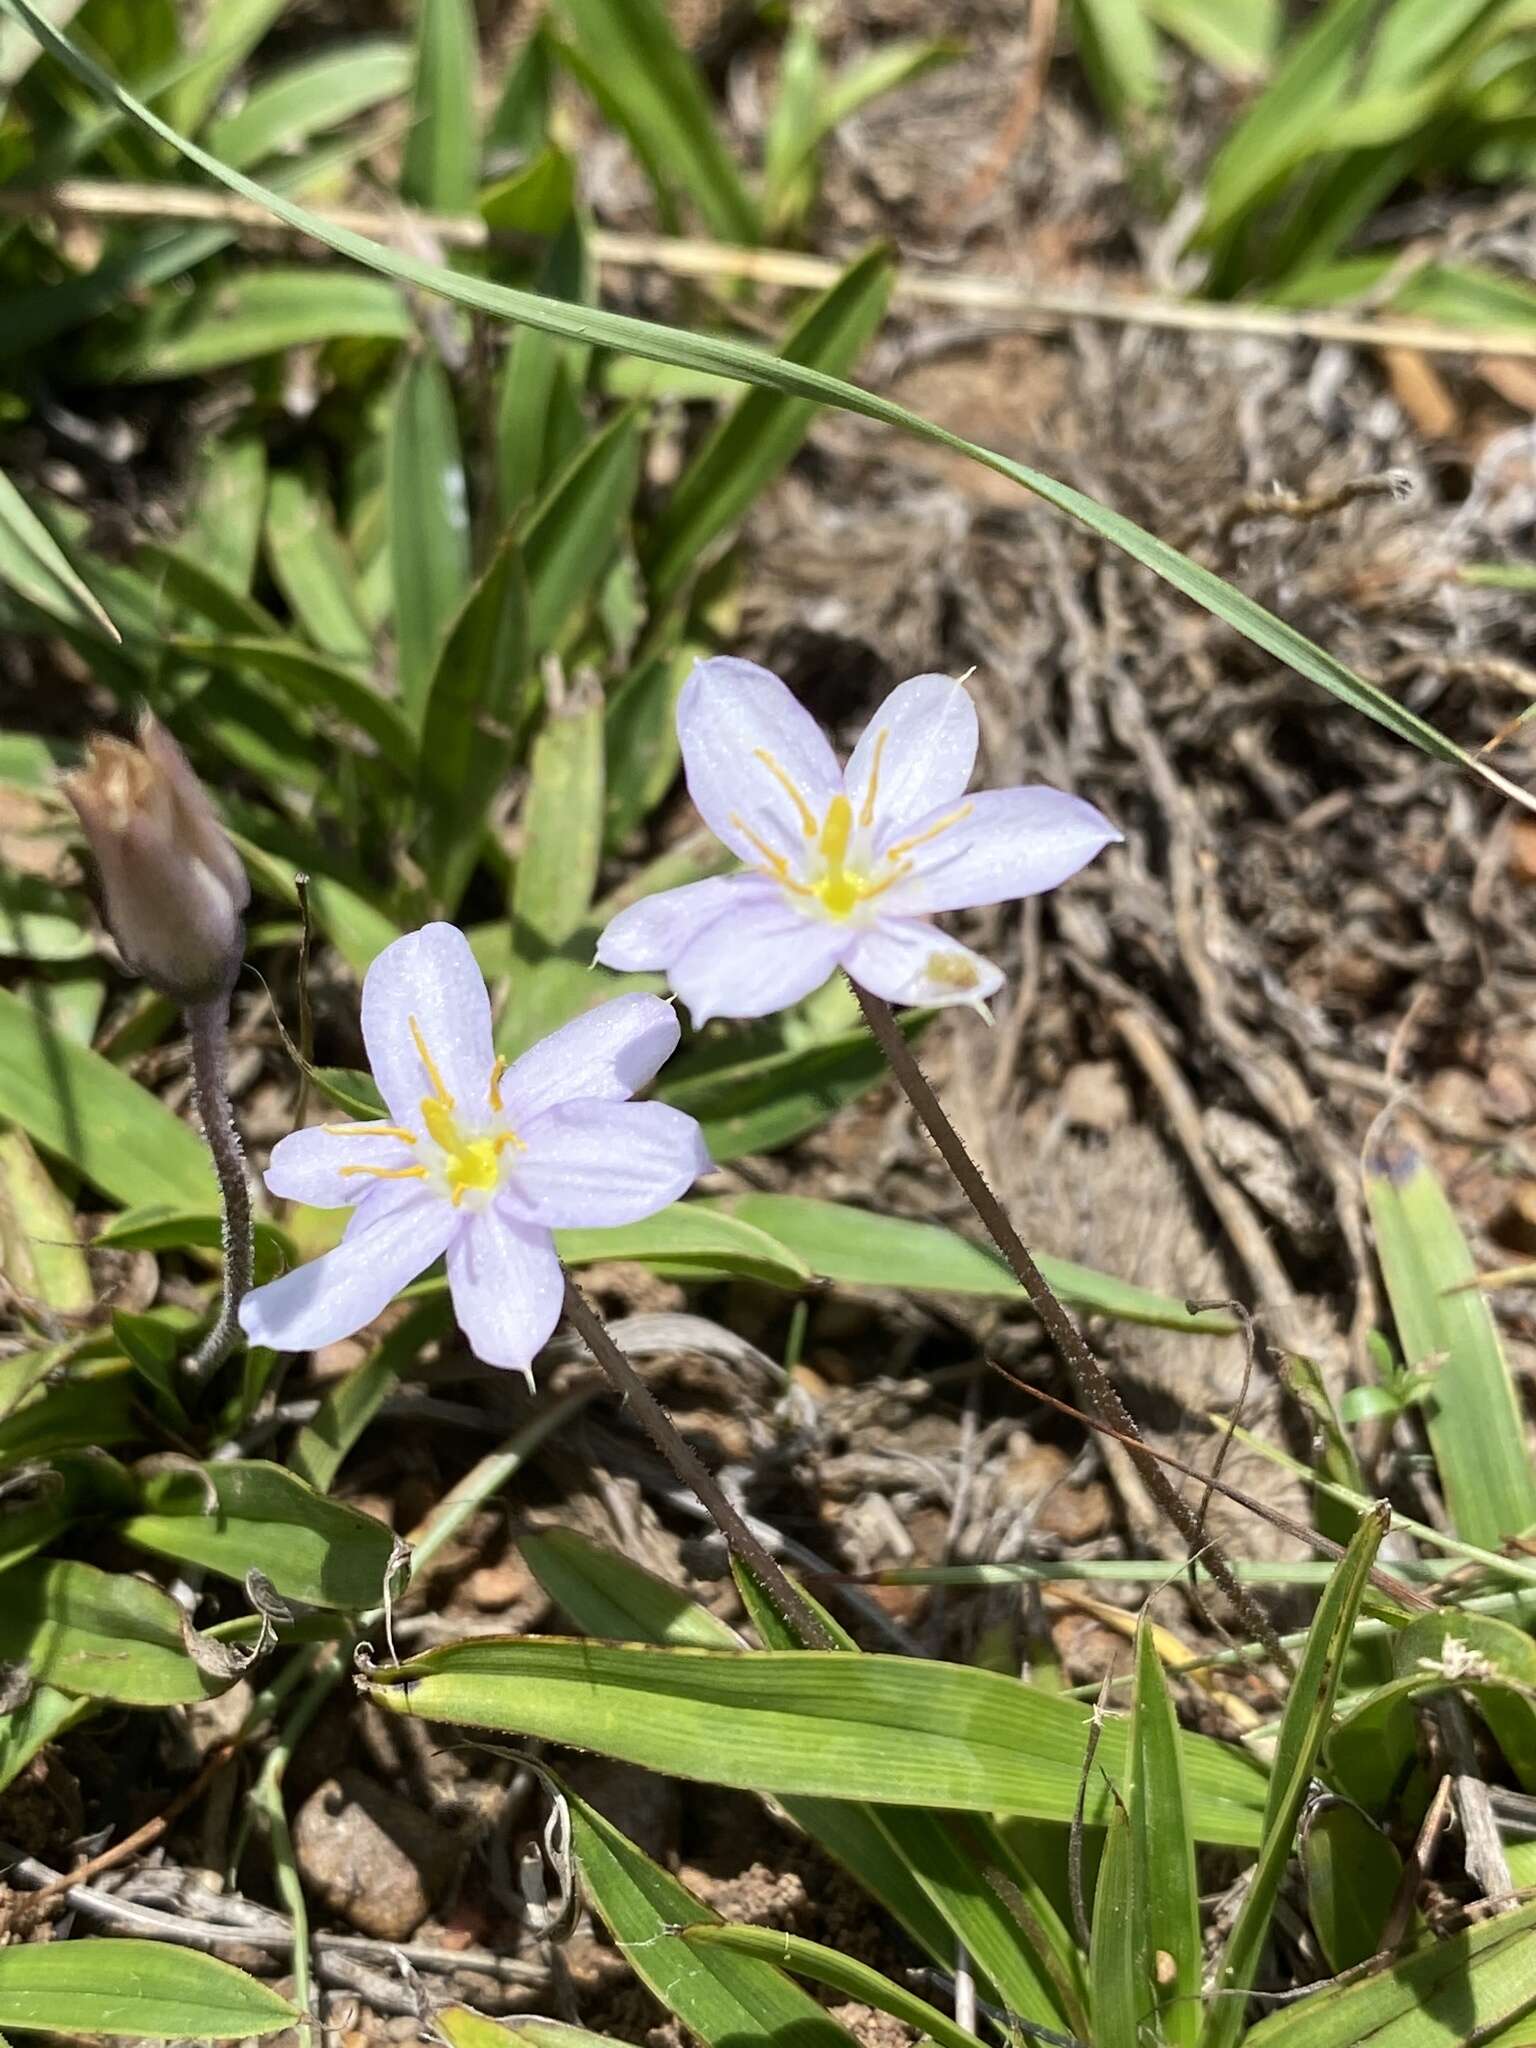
<box><xmin>238</xmin><ymin>924</ymin><xmax>708</xmax><ymax>1380</ymax></box>
<box><xmin>596</xmin><ymin>660</ymin><xmax>1120</xmax><ymax>1022</ymax></box>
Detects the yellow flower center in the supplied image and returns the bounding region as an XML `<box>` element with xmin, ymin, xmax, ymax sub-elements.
<box><xmin>329</xmin><ymin>1030</ymin><xmax>521</xmax><ymax>1207</ymax></box>
<box><xmin>728</xmin><ymin>735</ymin><xmax>973</xmax><ymax>924</ymax></box>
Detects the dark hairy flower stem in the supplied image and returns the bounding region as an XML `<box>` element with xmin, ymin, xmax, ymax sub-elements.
<box><xmin>849</xmin><ymin>978</ymin><xmax>1293</xmax><ymax>1674</ymax></box>
<box><xmin>186</xmin><ymin>988</ymin><xmax>255</xmax><ymax>1381</ymax></box>
<box><xmin>561</xmin><ymin>1273</ymin><xmax>836</xmax><ymax>1650</ymax></box>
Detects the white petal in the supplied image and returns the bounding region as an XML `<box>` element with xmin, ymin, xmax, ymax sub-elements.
<box><xmin>516</xmin><ymin>1100</ymin><xmax>711</xmax><ymax>1227</ymax></box>
<box><xmin>843</xmin><ymin>674</ymin><xmax>977</xmax><ymax>832</ymax></box>
<box><xmin>498</xmin><ymin>993</ymin><xmax>681</xmax><ymax>1128</ymax></box>
<box><xmin>447</xmin><ymin>1205</ymin><xmax>564</xmax><ymax>1380</ymax></box>
<box><xmin>677</xmin><ymin>657</ymin><xmax>841</xmax><ymax>872</ymax></box>
<box><xmin>668</xmin><ymin>891</ymin><xmax>848</xmax><ymax>1025</ymax></box>
<box><xmin>261</xmin><ymin>1122</ymin><xmax>419</xmax><ymax>1207</ymax></box>
<box><xmin>361</xmin><ymin>922</ymin><xmax>496</xmax><ymax>1126</ymax></box>
<box><xmin>596</xmin><ymin>874</ymin><xmax>760</xmax><ymax>972</ymax></box>
<box><xmin>880</xmin><ymin>787</ymin><xmax>1120</xmax><ymax>914</ymax></box>
<box><xmin>844</xmin><ymin>917</ymin><xmax>1004</xmax><ymax>1010</ymax></box>
<box><xmin>237</xmin><ymin>1187</ymin><xmax>455</xmax><ymax>1353</ymax></box>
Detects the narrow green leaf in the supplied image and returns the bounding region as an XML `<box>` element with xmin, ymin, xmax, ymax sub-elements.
<box><xmin>1365</xmin><ymin>1118</ymin><xmax>1536</xmax><ymax>1548</ymax></box>
<box><xmin>440</xmin><ymin>2019</ymin><xmax>616</xmax><ymax>2048</ymax></box>
<box><xmin>119</xmin><ymin>1459</ymin><xmax>398</xmax><ymax>1610</ymax></box>
<box><xmin>182</xmin><ymin>434</ymin><xmax>266</xmax><ymax>595</ymax></box>
<box><xmin>0</xmin><ymin>873</ymin><xmax>93</xmax><ymax>964</ymax></box>
<box><xmin>0</xmin><ymin>1127</ymin><xmax>92</xmax><ymax>1314</ymax></box>
<box><xmin>1143</xmin><ymin>0</ymin><xmax>1277</xmax><ymax>78</ymax></box>
<box><xmin>1244</xmin><ymin>1897</ymin><xmax>1536</xmax><ymax>2046</ymax></box>
<box><xmin>290</xmin><ymin>1300</ymin><xmax>450</xmax><ymax>1492</ymax></box>
<box><xmin>554</xmin><ymin>1204</ymin><xmax>811</xmax><ymax>1288</ymax></box>
<box><xmin>161</xmin><ymin>0</ymin><xmax>285</xmax><ymax>135</ymax></box>
<box><xmin>1131</xmin><ymin>1620</ymin><xmax>1201</xmax><ymax>2048</ymax></box>
<box><xmin>1302</xmin><ymin>1804</ymin><xmax>1403</xmax><ymax>1974</ymax></box>
<box><xmin>656</xmin><ymin>1017</ymin><xmax>923</xmax><ymax>1159</ymax></box>
<box><xmin>388</xmin><ymin>349</ymin><xmax>472</xmax><ymax>720</ymax></box>
<box><xmin>685</xmin><ymin>1926</ymin><xmax>989</xmax><ymax>2048</ymax></box>
<box><xmin>715</xmin><ymin>1191</ymin><xmax>1237</xmax><ymax>1335</ymax></box>
<box><xmin>0</xmin><ymin>1941</ymin><xmax>296</xmax><ymax>2038</ymax></box>
<box><xmin>171</xmin><ymin>636</ymin><xmax>415</xmax><ymax>774</ymax></box>
<box><xmin>205</xmin><ymin>38</ymin><xmax>410</xmax><ymax>165</ymax></box>
<box><xmin>0</xmin><ymin>986</ymin><xmax>214</xmax><ymax>1209</ymax></box>
<box><xmin>521</xmin><ymin>1527</ymin><xmax>743</xmax><ymax>1649</ymax></box>
<box><xmin>15</xmin><ymin>0</ymin><xmax>1527</xmax><ymax>811</ymax></box>
<box><xmin>81</xmin><ymin>268</ymin><xmax>412</xmax><ymax>380</ymax></box>
<box><xmin>0</xmin><ymin>469</ymin><xmax>118</xmax><ymax>641</ymax></box>
<box><xmin>523</xmin><ymin>406</ymin><xmax>642</xmax><ymax>655</ymax></box>
<box><xmin>264</xmin><ymin>469</ymin><xmax>373</xmax><ymax>661</ymax></box>
<box><xmin>511</xmin><ymin>691</ymin><xmax>605</xmax><ymax>949</ymax></box>
<box><xmin>1073</xmin><ymin>0</ymin><xmax>1166</xmax><ymax>124</ymax></box>
<box><xmin>0</xmin><ymin>1557</ymin><xmax>225</xmax><ymax>1705</ymax></box>
<box><xmin>603</xmin><ymin>648</ymin><xmax>692</xmax><ymax>849</ymax></box>
<box><xmin>645</xmin><ymin>248</ymin><xmax>893</xmax><ymax>601</ymax></box>
<box><xmin>0</xmin><ymin>1684</ymin><xmax>91</xmax><ymax>1796</ymax></box>
<box><xmin>401</xmin><ymin>0</ymin><xmax>478</xmax><ymax>211</ymax></box>
<box><xmin>762</xmin><ymin>12</ymin><xmax>822</xmax><ymax>229</ymax></box>
<box><xmin>1090</xmin><ymin>1801</ymin><xmax>1141</xmax><ymax>2048</ymax></box>
<box><xmin>551</xmin><ymin>0</ymin><xmax>758</xmax><ymax>242</ymax></box>
<box><xmin>565</xmin><ymin>1785</ymin><xmax>861</xmax><ymax>2048</ymax></box>
<box><xmin>365</xmin><ymin>1638</ymin><xmax>1268</xmax><ymax>1844</ymax></box>
<box><xmin>1199</xmin><ymin>1505</ymin><xmax>1389</xmax><ymax>2048</ymax></box>
<box><xmin>495</xmin><ymin>219</ymin><xmax>591</xmax><ymax>521</ymax></box>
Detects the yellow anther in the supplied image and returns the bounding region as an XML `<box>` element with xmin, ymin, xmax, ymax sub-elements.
<box><xmin>487</xmin><ymin>1056</ymin><xmax>508</xmax><ymax>1113</ymax></box>
<box><xmin>753</xmin><ymin>749</ymin><xmax>819</xmax><ymax>839</ymax></box>
<box><xmin>339</xmin><ymin>1163</ymin><xmax>430</xmax><ymax>1183</ymax></box>
<box><xmin>409</xmin><ymin>1014</ymin><xmax>454</xmax><ymax>1108</ymax></box>
<box><xmin>729</xmin><ymin>813</ymin><xmax>813</xmax><ymax>897</ymax></box>
<box><xmin>858</xmin><ymin>729</ymin><xmax>889</xmax><ymax>829</ymax></box>
<box><xmin>324</xmin><ymin>1122</ymin><xmax>418</xmax><ymax>1144</ymax></box>
<box><xmin>883</xmin><ymin>801</ymin><xmax>973</xmax><ymax>864</ymax></box>
<box><xmin>927</xmin><ymin>951</ymin><xmax>981</xmax><ymax>991</ymax></box>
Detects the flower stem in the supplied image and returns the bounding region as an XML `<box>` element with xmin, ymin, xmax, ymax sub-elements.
<box><xmin>560</xmin><ymin>1272</ymin><xmax>836</xmax><ymax>1650</ymax></box>
<box><xmin>185</xmin><ymin>988</ymin><xmax>255</xmax><ymax>1382</ymax></box>
<box><xmin>848</xmin><ymin>977</ymin><xmax>1292</xmax><ymax>1674</ymax></box>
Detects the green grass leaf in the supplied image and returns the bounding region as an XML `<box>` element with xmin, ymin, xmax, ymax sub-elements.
<box><xmin>81</xmin><ymin>268</ymin><xmax>412</xmax><ymax>380</ymax></box>
<box><xmin>523</xmin><ymin>405</ymin><xmax>643</xmax><ymax>655</ymax></box>
<box><xmin>401</xmin><ymin>0</ymin><xmax>478</xmax><ymax>211</ymax></box>
<box><xmin>13</xmin><ymin>0</ymin><xmax>1529</xmax><ymax>811</ymax></box>
<box><xmin>1365</xmin><ymin>1117</ymin><xmax>1536</xmax><ymax>1549</ymax></box>
<box><xmin>263</xmin><ymin>469</ymin><xmax>374</xmax><ymax>661</ymax></box>
<box><xmin>0</xmin><ymin>1126</ymin><xmax>92</xmax><ymax>1315</ymax></box>
<box><xmin>684</xmin><ymin>1926</ymin><xmax>990</xmax><ymax>2048</ymax></box>
<box><xmin>550</xmin><ymin>0</ymin><xmax>758</xmax><ymax>242</ymax></box>
<box><xmin>205</xmin><ymin>38</ymin><xmax>410</xmax><ymax>165</ymax></box>
<box><xmin>1130</xmin><ymin>1620</ymin><xmax>1201</xmax><ymax>2047</ymax></box>
<box><xmin>511</xmin><ymin>689</ymin><xmax>605</xmax><ymax>950</ymax></box>
<box><xmin>554</xmin><ymin>1204</ymin><xmax>812</xmax><ymax>1288</ymax></box>
<box><xmin>119</xmin><ymin>1459</ymin><xmax>398</xmax><ymax>1609</ymax></box>
<box><xmin>388</xmin><ymin>348</ymin><xmax>472</xmax><ymax>720</ymax></box>
<box><xmin>365</xmin><ymin>1637</ymin><xmax>1268</xmax><ymax>1843</ymax></box>
<box><xmin>715</xmin><ymin>1191</ymin><xmax>1238</xmax><ymax>1335</ymax></box>
<box><xmin>565</xmin><ymin>1785</ymin><xmax>862</xmax><ymax>2048</ymax></box>
<box><xmin>1089</xmin><ymin>1800</ymin><xmax>1142</xmax><ymax>2048</ymax></box>
<box><xmin>0</xmin><ymin>986</ymin><xmax>214</xmax><ymax>1209</ymax></box>
<box><xmin>1198</xmin><ymin>1505</ymin><xmax>1389</xmax><ymax>2048</ymax></box>
<box><xmin>656</xmin><ymin>1017</ymin><xmax>925</xmax><ymax>1159</ymax></box>
<box><xmin>0</xmin><ymin>1684</ymin><xmax>92</xmax><ymax>1797</ymax></box>
<box><xmin>0</xmin><ymin>1942</ymin><xmax>296</xmax><ymax>2039</ymax></box>
<box><xmin>171</xmin><ymin>636</ymin><xmax>416</xmax><ymax>775</ymax></box>
<box><xmin>0</xmin><ymin>468</ymin><xmax>118</xmax><ymax>641</ymax></box>
<box><xmin>1302</xmin><ymin>1803</ymin><xmax>1403</xmax><ymax>1975</ymax></box>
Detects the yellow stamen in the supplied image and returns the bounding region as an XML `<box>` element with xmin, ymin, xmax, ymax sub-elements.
<box><xmin>325</xmin><ymin>1123</ymin><xmax>417</xmax><ymax>1144</ymax></box>
<box><xmin>753</xmin><ymin>748</ymin><xmax>819</xmax><ymax>838</ymax></box>
<box><xmin>729</xmin><ymin>813</ymin><xmax>813</xmax><ymax>897</ymax></box>
<box><xmin>883</xmin><ymin>801</ymin><xmax>974</xmax><ymax>864</ymax></box>
<box><xmin>858</xmin><ymin>729</ymin><xmax>889</xmax><ymax>829</ymax></box>
<box><xmin>487</xmin><ymin>1056</ymin><xmax>508</xmax><ymax>1113</ymax></box>
<box><xmin>339</xmin><ymin>1163</ymin><xmax>429</xmax><ymax>1183</ymax></box>
<box><xmin>409</xmin><ymin>1015</ymin><xmax>454</xmax><ymax>1108</ymax></box>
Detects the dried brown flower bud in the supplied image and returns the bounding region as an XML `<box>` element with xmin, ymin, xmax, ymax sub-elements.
<box><xmin>62</xmin><ymin>709</ymin><xmax>249</xmax><ymax>1003</ymax></box>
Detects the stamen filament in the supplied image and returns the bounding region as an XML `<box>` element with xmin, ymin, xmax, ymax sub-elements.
<box><xmin>753</xmin><ymin>749</ymin><xmax>819</xmax><ymax>839</ymax></box>
<box><xmin>409</xmin><ymin>1015</ymin><xmax>454</xmax><ymax>1108</ymax></box>
<box><xmin>487</xmin><ymin>1056</ymin><xmax>508</xmax><ymax>1113</ymax></box>
<box><xmin>858</xmin><ymin>729</ymin><xmax>889</xmax><ymax>829</ymax></box>
<box><xmin>883</xmin><ymin>801</ymin><xmax>974</xmax><ymax>864</ymax></box>
<box><xmin>730</xmin><ymin>813</ymin><xmax>813</xmax><ymax>897</ymax></box>
<box><xmin>339</xmin><ymin>1163</ymin><xmax>430</xmax><ymax>1182</ymax></box>
<box><xmin>325</xmin><ymin>1123</ymin><xmax>418</xmax><ymax>1144</ymax></box>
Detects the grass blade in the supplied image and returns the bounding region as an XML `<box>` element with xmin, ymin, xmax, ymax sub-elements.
<box><xmin>683</xmin><ymin>1926</ymin><xmax>989</xmax><ymax>2048</ymax></box>
<box><xmin>401</xmin><ymin>0</ymin><xmax>478</xmax><ymax>211</ymax></box>
<box><xmin>0</xmin><ymin>1942</ymin><xmax>296</xmax><ymax>2039</ymax></box>
<box><xmin>1130</xmin><ymin>1619</ymin><xmax>1201</xmax><ymax>2047</ymax></box>
<box><xmin>1365</xmin><ymin>1115</ymin><xmax>1536</xmax><ymax>1548</ymax></box>
<box><xmin>12</xmin><ymin>0</ymin><xmax>1531</xmax><ymax>811</ymax></box>
<box><xmin>0</xmin><ymin>469</ymin><xmax>118</xmax><ymax>642</ymax></box>
<box><xmin>388</xmin><ymin>347</ymin><xmax>471</xmax><ymax>721</ymax></box>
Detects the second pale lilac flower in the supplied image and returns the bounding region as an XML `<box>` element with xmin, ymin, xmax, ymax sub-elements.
<box><xmin>596</xmin><ymin>659</ymin><xmax>1120</xmax><ymax>1022</ymax></box>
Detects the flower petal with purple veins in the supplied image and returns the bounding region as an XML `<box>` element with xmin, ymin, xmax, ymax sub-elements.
<box><xmin>361</xmin><ymin>921</ymin><xmax>497</xmax><ymax>1125</ymax></box>
<box><xmin>516</xmin><ymin>1100</ymin><xmax>712</xmax><ymax>1227</ymax></box>
<box><xmin>878</xmin><ymin>786</ymin><xmax>1121</xmax><ymax>916</ymax></box>
<box><xmin>843</xmin><ymin>673</ymin><xmax>977</xmax><ymax>830</ymax></box>
<box><xmin>677</xmin><ymin>657</ymin><xmax>841</xmax><ymax>873</ymax></box>
<box><xmin>594</xmin><ymin>873</ymin><xmax>764</xmax><ymax>973</ymax></box>
<box><xmin>447</xmin><ymin>1205</ymin><xmax>564</xmax><ymax>1380</ymax></box>
<box><xmin>261</xmin><ymin>1123</ymin><xmax>420</xmax><ymax>1208</ymax></box>
<box><xmin>669</xmin><ymin>891</ymin><xmax>848</xmax><ymax>1025</ymax></box>
<box><xmin>843</xmin><ymin>918</ymin><xmax>1003</xmax><ymax>1010</ymax></box>
<box><xmin>499</xmin><ymin>992</ymin><xmax>681</xmax><ymax>1126</ymax></box>
<box><xmin>237</xmin><ymin>1186</ymin><xmax>455</xmax><ymax>1353</ymax></box>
